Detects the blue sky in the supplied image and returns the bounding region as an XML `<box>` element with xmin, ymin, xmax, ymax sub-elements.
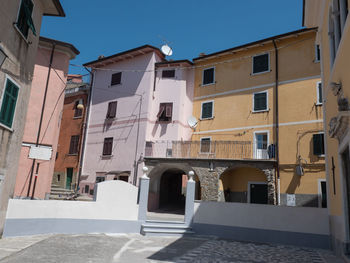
<box><xmin>40</xmin><ymin>0</ymin><xmax>304</xmax><ymax>76</ymax></box>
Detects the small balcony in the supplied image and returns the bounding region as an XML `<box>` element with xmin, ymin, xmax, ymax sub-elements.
<box><xmin>144</xmin><ymin>141</ymin><xmax>276</xmax><ymax>161</ymax></box>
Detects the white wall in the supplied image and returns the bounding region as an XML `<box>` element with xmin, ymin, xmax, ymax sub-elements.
<box><xmin>194</xmin><ymin>201</ymin><xmax>329</xmax><ymax>235</ymax></box>
<box><xmin>6</xmin><ymin>181</ymin><xmax>139</xmax><ymax>221</ymax></box>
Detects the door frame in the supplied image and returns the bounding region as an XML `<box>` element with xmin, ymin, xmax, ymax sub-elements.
<box><xmin>253</xmin><ymin>130</ymin><xmax>270</xmax><ymax>159</ymax></box>
<box><xmin>247</xmin><ymin>181</ymin><xmax>268</xmax><ymax>203</ymax></box>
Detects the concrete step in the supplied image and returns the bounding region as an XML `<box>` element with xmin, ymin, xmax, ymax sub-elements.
<box><xmin>141</xmin><ymin>221</ymin><xmax>194</xmax><ymax>236</ymax></box>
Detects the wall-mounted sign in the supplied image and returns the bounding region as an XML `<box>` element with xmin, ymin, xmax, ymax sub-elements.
<box><xmin>29</xmin><ymin>146</ymin><xmax>52</xmax><ymax>161</ymax></box>
<box><xmin>286</xmin><ymin>194</ymin><xmax>296</xmax><ymax>206</ymax></box>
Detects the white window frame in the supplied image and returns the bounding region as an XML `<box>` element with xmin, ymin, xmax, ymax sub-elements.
<box><xmin>318</xmin><ymin>179</ymin><xmax>327</xmax><ymax>208</ymax></box>
<box><xmin>247</xmin><ymin>181</ymin><xmax>268</xmax><ymax>204</ymax></box>
<box><xmin>202</xmin><ymin>67</ymin><xmax>215</xmax><ymax>86</ymax></box>
<box><xmin>200</xmin><ymin>100</ymin><xmax>214</xmax><ymax>120</ymax></box>
<box><xmin>252</xmin><ymin>90</ymin><xmax>269</xmax><ymax>113</ymax></box>
<box><xmin>251</xmin><ymin>53</ymin><xmax>270</xmax><ymax>75</ymax></box>
<box><xmin>14</xmin><ymin>0</ymin><xmax>35</xmax><ymax>42</ymax></box>
<box><xmin>253</xmin><ymin>130</ymin><xmax>270</xmax><ymax>159</ymax></box>
<box><xmin>0</xmin><ymin>75</ymin><xmax>21</xmax><ymax>131</ymax></box>
<box><xmin>200</xmin><ymin>137</ymin><xmax>211</xmax><ymax>153</ymax></box>
<box><xmin>316</xmin><ymin>81</ymin><xmax>323</xmax><ymax>105</ymax></box>
<box><xmin>314</xmin><ymin>44</ymin><xmax>321</xmax><ymax>63</ymax></box>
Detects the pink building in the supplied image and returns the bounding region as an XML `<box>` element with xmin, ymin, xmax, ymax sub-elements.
<box><xmin>14</xmin><ymin>37</ymin><xmax>79</xmax><ymax>199</ymax></box>
<box><xmin>81</xmin><ymin>46</ymin><xmax>194</xmax><ymax>206</ymax></box>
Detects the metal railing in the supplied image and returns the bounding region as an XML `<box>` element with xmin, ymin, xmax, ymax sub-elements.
<box><xmin>144</xmin><ymin>141</ymin><xmax>276</xmax><ymax>160</ymax></box>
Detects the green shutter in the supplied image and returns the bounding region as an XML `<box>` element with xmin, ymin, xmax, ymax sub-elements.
<box><xmin>254</xmin><ymin>93</ymin><xmax>267</xmax><ymax>111</ymax></box>
<box><xmin>0</xmin><ymin>79</ymin><xmax>19</xmax><ymax>128</ymax></box>
<box><xmin>202</xmin><ymin>102</ymin><xmax>213</xmax><ymax>119</ymax></box>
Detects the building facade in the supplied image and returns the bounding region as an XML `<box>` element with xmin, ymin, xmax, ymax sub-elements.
<box><xmin>14</xmin><ymin>37</ymin><xmax>79</xmax><ymax>200</ymax></box>
<box><xmin>190</xmin><ymin>28</ymin><xmax>325</xmax><ymax>207</ymax></box>
<box><xmin>0</xmin><ymin>0</ymin><xmax>65</xmax><ymax>233</ymax></box>
<box><xmin>304</xmin><ymin>0</ymin><xmax>350</xmax><ymax>258</ymax></box>
<box><xmin>52</xmin><ymin>75</ymin><xmax>89</xmax><ymax>194</ymax></box>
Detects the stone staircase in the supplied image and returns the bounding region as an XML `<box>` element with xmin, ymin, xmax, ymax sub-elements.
<box><xmin>49</xmin><ymin>184</ymin><xmax>74</xmax><ymax>200</ymax></box>
<box><xmin>141</xmin><ymin>220</ymin><xmax>194</xmax><ymax>236</ymax></box>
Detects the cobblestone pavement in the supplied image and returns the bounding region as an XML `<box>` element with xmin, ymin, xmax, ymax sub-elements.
<box><xmin>0</xmin><ymin>234</ymin><xmax>344</xmax><ymax>263</ymax></box>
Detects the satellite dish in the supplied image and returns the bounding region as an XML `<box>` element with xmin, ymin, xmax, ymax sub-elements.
<box><xmin>161</xmin><ymin>44</ymin><xmax>173</xmax><ymax>56</ymax></box>
<box><xmin>187</xmin><ymin>116</ymin><xmax>198</xmax><ymax>129</ymax></box>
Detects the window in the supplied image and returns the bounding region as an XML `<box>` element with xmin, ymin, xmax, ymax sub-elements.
<box><xmin>16</xmin><ymin>0</ymin><xmax>36</xmax><ymax>38</ymax></box>
<box><xmin>313</xmin><ymin>133</ymin><xmax>325</xmax><ymax>156</ymax></box>
<box><xmin>96</xmin><ymin>176</ymin><xmax>105</xmax><ymax>183</ymax></box>
<box><xmin>202</xmin><ymin>67</ymin><xmax>215</xmax><ymax>85</ymax></box>
<box><xmin>253</xmin><ymin>91</ymin><xmax>268</xmax><ymax>112</ymax></box>
<box><xmin>0</xmin><ymin>78</ymin><xmax>19</xmax><ymax>128</ymax></box>
<box><xmin>162</xmin><ymin>70</ymin><xmax>175</xmax><ymax>78</ymax></box>
<box><xmin>74</xmin><ymin>99</ymin><xmax>83</xmax><ymax>118</ymax></box>
<box><xmin>315</xmin><ymin>44</ymin><xmax>321</xmax><ymax>62</ymax></box>
<box><xmin>254</xmin><ymin>132</ymin><xmax>269</xmax><ymax>159</ymax></box>
<box><xmin>201</xmin><ymin>101</ymin><xmax>214</xmax><ymax>119</ymax></box>
<box><xmin>69</xmin><ymin>135</ymin><xmax>80</xmax><ymax>154</ymax></box>
<box><xmin>111</xmin><ymin>72</ymin><xmax>122</xmax><ymax>86</ymax></box>
<box><xmin>252</xmin><ymin>53</ymin><xmax>269</xmax><ymax>74</ymax></box>
<box><xmin>157</xmin><ymin>103</ymin><xmax>173</xmax><ymax>122</ymax></box>
<box><xmin>103</xmin><ymin>137</ymin><xmax>113</xmax><ymax>156</ymax></box>
<box><xmin>106</xmin><ymin>101</ymin><xmax>117</xmax><ymax>119</ymax></box>
<box><xmin>316</xmin><ymin>82</ymin><xmax>323</xmax><ymax>105</ymax></box>
<box><xmin>200</xmin><ymin>138</ymin><xmax>211</xmax><ymax>153</ymax></box>
<box><xmin>84</xmin><ymin>185</ymin><xmax>89</xmax><ymax>194</ymax></box>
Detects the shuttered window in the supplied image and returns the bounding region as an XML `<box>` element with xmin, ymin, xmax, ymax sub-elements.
<box><xmin>317</xmin><ymin>82</ymin><xmax>323</xmax><ymax>105</ymax></box>
<box><xmin>202</xmin><ymin>68</ymin><xmax>215</xmax><ymax>85</ymax></box>
<box><xmin>253</xmin><ymin>53</ymin><xmax>269</xmax><ymax>74</ymax></box>
<box><xmin>162</xmin><ymin>70</ymin><xmax>175</xmax><ymax>78</ymax></box>
<box><xmin>69</xmin><ymin>135</ymin><xmax>80</xmax><ymax>154</ymax></box>
<box><xmin>106</xmin><ymin>101</ymin><xmax>117</xmax><ymax>119</ymax></box>
<box><xmin>313</xmin><ymin>133</ymin><xmax>325</xmax><ymax>156</ymax></box>
<box><xmin>253</xmin><ymin>92</ymin><xmax>267</xmax><ymax>111</ymax></box>
<box><xmin>0</xmin><ymin>79</ymin><xmax>19</xmax><ymax>128</ymax></box>
<box><xmin>201</xmin><ymin>101</ymin><xmax>213</xmax><ymax>119</ymax></box>
<box><xmin>157</xmin><ymin>103</ymin><xmax>172</xmax><ymax>122</ymax></box>
<box><xmin>74</xmin><ymin>99</ymin><xmax>83</xmax><ymax>118</ymax></box>
<box><xmin>200</xmin><ymin>138</ymin><xmax>211</xmax><ymax>153</ymax></box>
<box><xmin>103</xmin><ymin>137</ymin><xmax>113</xmax><ymax>156</ymax></box>
<box><xmin>16</xmin><ymin>0</ymin><xmax>36</xmax><ymax>38</ymax></box>
<box><xmin>111</xmin><ymin>72</ymin><xmax>122</xmax><ymax>86</ymax></box>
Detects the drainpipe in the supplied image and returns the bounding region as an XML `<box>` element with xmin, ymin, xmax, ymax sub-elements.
<box><xmin>272</xmin><ymin>39</ymin><xmax>280</xmax><ymax>205</ymax></box>
<box><xmin>76</xmin><ymin>68</ymin><xmax>94</xmax><ymax>192</ymax></box>
<box><xmin>27</xmin><ymin>43</ymin><xmax>56</xmax><ymax>198</ymax></box>
<box><xmin>133</xmin><ymin>94</ymin><xmax>143</xmax><ymax>186</ymax></box>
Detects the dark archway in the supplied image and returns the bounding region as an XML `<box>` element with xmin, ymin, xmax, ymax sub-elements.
<box><xmin>159</xmin><ymin>169</ymin><xmax>185</xmax><ymax>211</ymax></box>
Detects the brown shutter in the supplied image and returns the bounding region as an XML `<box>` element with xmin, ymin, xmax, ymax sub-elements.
<box><xmin>165</xmin><ymin>103</ymin><xmax>173</xmax><ymax>117</ymax></box>
<box><xmin>103</xmin><ymin>137</ymin><xmax>113</xmax><ymax>155</ymax></box>
<box><xmin>157</xmin><ymin>105</ymin><xmax>165</xmax><ymax>118</ymax></box>
<box><xmin>110</xmin><ymin>101</ymin><xmax>117</xmax><ymax>118</ymax></box>
<box><xmin>69</xmin><ymin>135</ymin><xmax>79</xmax><ymax>154</ymax></box>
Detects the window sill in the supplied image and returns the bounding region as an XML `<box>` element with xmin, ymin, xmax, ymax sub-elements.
<box><xmin>0</xmin><ymin>122</ymin><xmax>14</xmax><ymax>132</ymax></box>
<box><xmin>109</xmin><ymin>83</ymin><xmax>122</xmax><ymax>88</ymax></box>
<box><xmin>200</xmin><ymin>116</ymin><xmax>214</xmax><ymax>121</ymax></box>
<box><xmin>314</xmin><ymin>60</ymin><xmax>320</xmax><ymax>63</ymax></box>
<box><xmin>101</xmin><ymin>155</ymin><xmax>113</xmax><ymax>159</ymax></box>
<box><xmin>201</xmin><ymin>82</ymin><xmax>216</xmax><ymax>87</ymax></box>
<box><xmin>315</xmin><ymin>103</ymin><xmax>323</xmax><ymax>106</ymax></box>
<box><xmin>73</xmin><ymin>116</ymin><xmax>83</xmax><ymax>119</ymax></box>
<box><xmin>251</xmin><ymin>70</ymin><xmax>271</xmax><ymax>76</ymax></box>
<box><xmin>67</xmin><ymin>153</ymin><xmax>78</xmax><ymax>156</ymax></box>
<box><xmin>252</xmin><ymin>109</ymin><xmax>269</xmax><ymax>113</ymax></box>
<box><xmin>13</xmin><ymin>24</ymin><xmax>30</xmax><ymax>44</ymax></box>
<box><xmin>316</xmin><ymin>154</ymin><xmax>325</xmax><ymax>158</ymax></box>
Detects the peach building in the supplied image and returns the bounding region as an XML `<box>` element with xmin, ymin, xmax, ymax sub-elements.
<box><xmin>14</xmin><ymin>37</ymin><xmax>79</xmax><ymax>199</ymax></box>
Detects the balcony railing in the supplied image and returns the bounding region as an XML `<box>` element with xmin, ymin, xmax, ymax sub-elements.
<box><xmin>144</xmin><ymin>141</ymin><xmax>276</xmax><ymax>160</ymax></box>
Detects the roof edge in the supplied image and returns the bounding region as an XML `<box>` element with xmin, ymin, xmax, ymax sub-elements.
<box><xmin>83</xmin><ymin>45</ymin><xmax>165</xmax><ymax>67</ymax></box>
<box><xmin>43</xmin><ymin>0</ymin><xmax>66</xmax><ymax>17</ymax></box>
<box><xmin>193</xmin><ymin>27</ymin><xmax>317</xmax><ymax>62</ymax></box>
<box><xmin>39</xmin><ymin>36</ymin><xmax>80</xmax><ymax>57</ymax></box>
<box><xmin>155</xmin><ymin>59</ymin><xmax>193</xmax><ymax>66</ymax></box>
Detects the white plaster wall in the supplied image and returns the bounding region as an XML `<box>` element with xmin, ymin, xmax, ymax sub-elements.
<box><xmin>193</xmin><ymin>201</ymin><xmax>329</xmax><ymax>235</ymax></box>
<box><xmin>6</xmin><ymin>181</ymin><xmax>139</xmax><ymax>220</ymax></box>
<box><xmin>147</xmin><ymin>66</ymin><xmax>194</xmax><ymax>142</ymax></box>
<box><xmin>82</xmin><ymin>52</ymin><xmax>158</xmax><ymax>183</ymax></box>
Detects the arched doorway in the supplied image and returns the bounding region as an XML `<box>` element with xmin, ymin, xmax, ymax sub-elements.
<box><xmin>159</xmin><ymin>169</ymin><xmax>185</xmax><ymax>211</ymax></box>
<box><xmin>220</xmin><ymin>167</ymin><xmax>268</xmax><ymax>204</ymax></box>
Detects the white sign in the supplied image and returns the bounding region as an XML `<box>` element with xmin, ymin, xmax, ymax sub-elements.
<box><xmin>286</xmin><ymin>194</ymin><xmax>296</xmax><ymax>206</ymax></box>
<box><xmin>29</xmin><ymin>146</ymin><xmax>52</xmax><ymax>161</ymax></box>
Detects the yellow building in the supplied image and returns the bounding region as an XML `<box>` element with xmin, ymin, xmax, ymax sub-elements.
<box><xmin>191</xmin><ymin>28</ymin><xmax>326</xmax><ymax>207</ymax></box>
<box><xmin>304</xmin><ymin>0</ymin><xmax>350</xmax><ymax>258</ymax></box>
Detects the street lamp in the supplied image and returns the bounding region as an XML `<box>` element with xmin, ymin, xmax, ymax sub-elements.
<box><xmin>0</xmin><ymin>46</ymin><xmax>8</xmax><ymax>68</ymax></box>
